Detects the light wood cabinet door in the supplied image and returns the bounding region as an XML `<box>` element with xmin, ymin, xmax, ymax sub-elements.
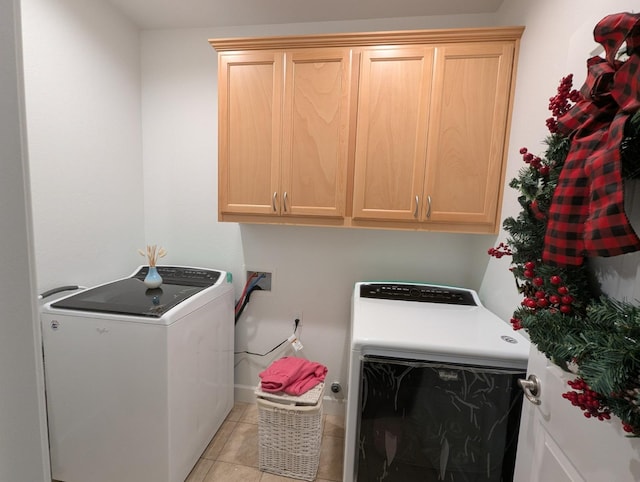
<box><xmin>218</xmin><ymin>51</ymin><xmax>283</xmax><ymax>215</ymax></box>
<box><xmin>424</xmin><ymin>42</ymin><xmax>514</xmax><ymax>227</ymax></box>
<box><xmin>352</xmin><ymin>46</ymin><xmax>434</xmax><ymax>221</ymax></box>
<box><xmin>281</xmin><ymin>48</ymin><xmax>352</xmax><ymax>217</ymax></box>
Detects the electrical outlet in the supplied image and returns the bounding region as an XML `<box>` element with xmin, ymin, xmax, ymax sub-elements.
<box><xmin>246</xmin><ymin>271</ymin><xmax>272</xmax><ymax>291</ymax></box>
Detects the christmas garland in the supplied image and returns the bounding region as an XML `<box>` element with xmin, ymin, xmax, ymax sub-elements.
<box><xmin>491</xmin><ymin>74</ymin><xmax>640</xmax><ymax>434</ymax></box>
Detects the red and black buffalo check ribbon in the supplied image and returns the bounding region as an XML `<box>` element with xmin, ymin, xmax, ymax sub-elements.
<box><xmin>543</xmin><ymin>12</ymin><xmax>640</xmax><ymax>266</ymax></box>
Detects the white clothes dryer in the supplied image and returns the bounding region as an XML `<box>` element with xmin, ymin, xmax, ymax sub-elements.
<box><xmin>343</xmin><ymin>282</ymin><xmax>530</xmax><ymax>482</ymax></box>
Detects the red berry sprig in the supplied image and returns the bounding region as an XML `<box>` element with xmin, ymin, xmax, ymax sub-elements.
<box><xmin>488</xmin><ymin>242</ymin><xmax>513</xmax><ymax>259</ymax></box>
<box><xmin>545</xmin><ymin>74</ymin><xmax>581</xmax><ymax>133</ymax></box>
<box><xmin>509</xmin><ymin>317</ymin><xmax>523</xmax><ymax>330</ymax></box>
<box><xmin>562</xmin><ymin>378</ymin><xmax>611</xmax><ymax>421</ymax></box>
<box><xmin>518</xmin><ymin>268</ymin><xmax>575</xmax><ymax>315</ymax></box>
<box><xmin>519</xmin><ymin>147</ymin><xmax>551</xmax><ymax>176</ymax></box>
<box><xmin>523</xmin><ymin>260</ymin><xmax>536</xmax><ymax>278</ymax></box>
<box><xmin>622</xmin><ymin>423</ymin><xmax>640</xmax><ymax>435</ymax></box>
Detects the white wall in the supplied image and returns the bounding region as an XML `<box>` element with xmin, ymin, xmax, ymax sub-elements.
<box><xmin>0</xmin><ymin>0</ymin><xmax>49</xmax><ymax>480</ymax></box>
<box><xmin>140</xmin><ymin>13</ymin><xmax>501</xmax><ymax>407</ymax></box>
<box><xmin>480</xmin><ymin>0</ymin><xmax>640</xmax><ymax>320</ymax></box>
<box><xmin>21</xmin><ymin>0</ymin><xmax>145</xmax><ymax>292</ymax></box>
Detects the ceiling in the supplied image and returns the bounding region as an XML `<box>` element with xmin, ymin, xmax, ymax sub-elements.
<box><xmin>106</xmin><ymin>0</ymin><xmax>504</xmax><ymax>30</ymax></box>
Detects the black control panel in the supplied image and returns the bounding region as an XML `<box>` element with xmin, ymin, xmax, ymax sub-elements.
<box><xmin>359</xmin><ymin>283</ymin><xmax>477</xmax><ymax>306</ymax></box>
<box><xmin>133</xmin><ymin>266</ymin><xmax>221</xmax><ymax>287</ymax></box>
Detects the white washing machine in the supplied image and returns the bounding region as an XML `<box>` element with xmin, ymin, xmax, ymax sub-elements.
<box><xmin>344</xmin><ymin>282</ymin><xmax>530</xmax><ymax>482</ymax></box>
<box><xmin>40</xmin><ymin>266</ymin><xmax>234</xmax><ymax>482</ymax></box>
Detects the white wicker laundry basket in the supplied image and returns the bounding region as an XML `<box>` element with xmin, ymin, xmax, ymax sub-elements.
<box><xmin>255</xmin><ymin>383</ymin><xmax>324</xmax><ymax>481</ymax></box>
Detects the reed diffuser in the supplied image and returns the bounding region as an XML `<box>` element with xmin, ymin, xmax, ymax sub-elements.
<box><xmin>139</xmin><ymin>245</ymin><xmax>167</xmax><ymax>267</ymax></box>
<box><xmin>138</xmin><ymin>245</ymin><xmax>167</xmax><ymax>288</ymax></box>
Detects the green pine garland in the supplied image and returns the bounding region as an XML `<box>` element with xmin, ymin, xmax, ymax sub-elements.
<box><xmin>493</xmin><ymin>75</ymin><xmax>640</xmax><ymax>434</ymax></box>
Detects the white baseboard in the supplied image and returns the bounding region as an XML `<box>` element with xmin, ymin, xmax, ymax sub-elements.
<box><xmin>234</xmin><ymin>383</ymin><xmax>346</xmax><ymax>417</ymax></box>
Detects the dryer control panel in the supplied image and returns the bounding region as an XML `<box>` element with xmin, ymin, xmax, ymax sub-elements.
<box><xmin>359</xmin><ymin>283</ymin><xmax>477</xmax><ymax>306</ymax></box>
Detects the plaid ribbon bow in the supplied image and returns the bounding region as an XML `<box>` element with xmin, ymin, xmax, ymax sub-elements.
<box><xmin>542</xmin><ymin>12</ymin><xmax>640</xmax><ymax>266</ymax></box>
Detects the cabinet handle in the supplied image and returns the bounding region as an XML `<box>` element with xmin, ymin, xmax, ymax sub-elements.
<box><xmin>414</xmin><ymin>196</ymin><xmax>419</xmax><ymax>218</ymax></box>
<box><xmin>272</xmin><ymin>192</ymin><xmax>278</xmax><ymax>212</ymax></box>
<box><xmin>426</xmin><ymin>195</ymin><xmax>432</xmax><ymax>219</ymax></box>
<box><xmin>283</xmin><ymin>192</ymin><xmax>288</xmax><ymax>212</ymax></box>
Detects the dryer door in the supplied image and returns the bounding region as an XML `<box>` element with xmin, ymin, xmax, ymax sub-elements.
<box><xmin>356</xmin><ymin>356</ymin><xmax>525</xmax><ymax>482</ymax></box>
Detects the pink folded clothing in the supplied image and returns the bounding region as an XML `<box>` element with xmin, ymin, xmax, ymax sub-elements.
<box><xmin>259</xmin><ymin>357</ymin><xmax>327</xmax><ymax>396</ymax></box>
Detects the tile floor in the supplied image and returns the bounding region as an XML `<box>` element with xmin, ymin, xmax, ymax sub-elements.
<box><xmin>185</xmin><ymin>401</ymin><xmax>345</xmax><ymax>482</ymax></box>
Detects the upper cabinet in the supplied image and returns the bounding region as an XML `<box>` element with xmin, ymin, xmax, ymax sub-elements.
<box><xmin>352</xmin><ymin>41</ymin><xmax>515</xmax><ymax>232</ymax></box>
<box><xmin>210</xmin><ymin>27</ymin><xmax>523</xmax><ymax>233</ymax></box>
<box><xmin>217</xmin><ymin>51</ymin><xmax>283</xmax><ymax>216</ymax></box>
<box><xmin>216</xmin><ymin>46</ymin><xmax>354</xmax><ymax>221</ymax></box>
<box><xmin>352</xmin><ymin>45</ymin><xmax>435</xmax><ymax>222</ymax></box>
<box><xmin>426</xmin><ymin>42</ymin><xmax>515</xmax><ymax>228</ymax></box>
<box><xmin>282</xmin><ymin>49</ymin><xmax>353</xmax><ymax>218</ymax></box>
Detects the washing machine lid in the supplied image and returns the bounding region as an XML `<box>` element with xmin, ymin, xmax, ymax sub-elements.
<box><xmin>50</xmin><ymin>266</ymin><xmax>222</xmax><ymax>318</ymax></box>
<box><xmin>351</xmin><ymin>282</ymin><xmax>530</xmax><ymax>368</ymax></box>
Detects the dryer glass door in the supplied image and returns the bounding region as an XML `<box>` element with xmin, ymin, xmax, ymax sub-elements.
<box><xmin>356</xmin><ymin>356</ymin><xmax>525</xmax><ymax>482</ymax></box>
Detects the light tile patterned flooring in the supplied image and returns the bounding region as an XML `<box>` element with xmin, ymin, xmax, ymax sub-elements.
<box><xmin>186</xmin><ymin>401</ymin><xmax>345</xmax><ymax>482</ymax></box>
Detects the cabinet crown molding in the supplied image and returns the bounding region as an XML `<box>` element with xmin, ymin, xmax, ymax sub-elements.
<box><xmin>209</xmin><ymin>26</ymin><xmax>524</xmax><ymax>51</ymax></box>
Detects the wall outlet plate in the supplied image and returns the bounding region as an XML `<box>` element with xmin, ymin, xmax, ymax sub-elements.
<box><xmin>246</xmin><ymin>270</ymin><xmax>272</xmax><ymax>291</ymax></box>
